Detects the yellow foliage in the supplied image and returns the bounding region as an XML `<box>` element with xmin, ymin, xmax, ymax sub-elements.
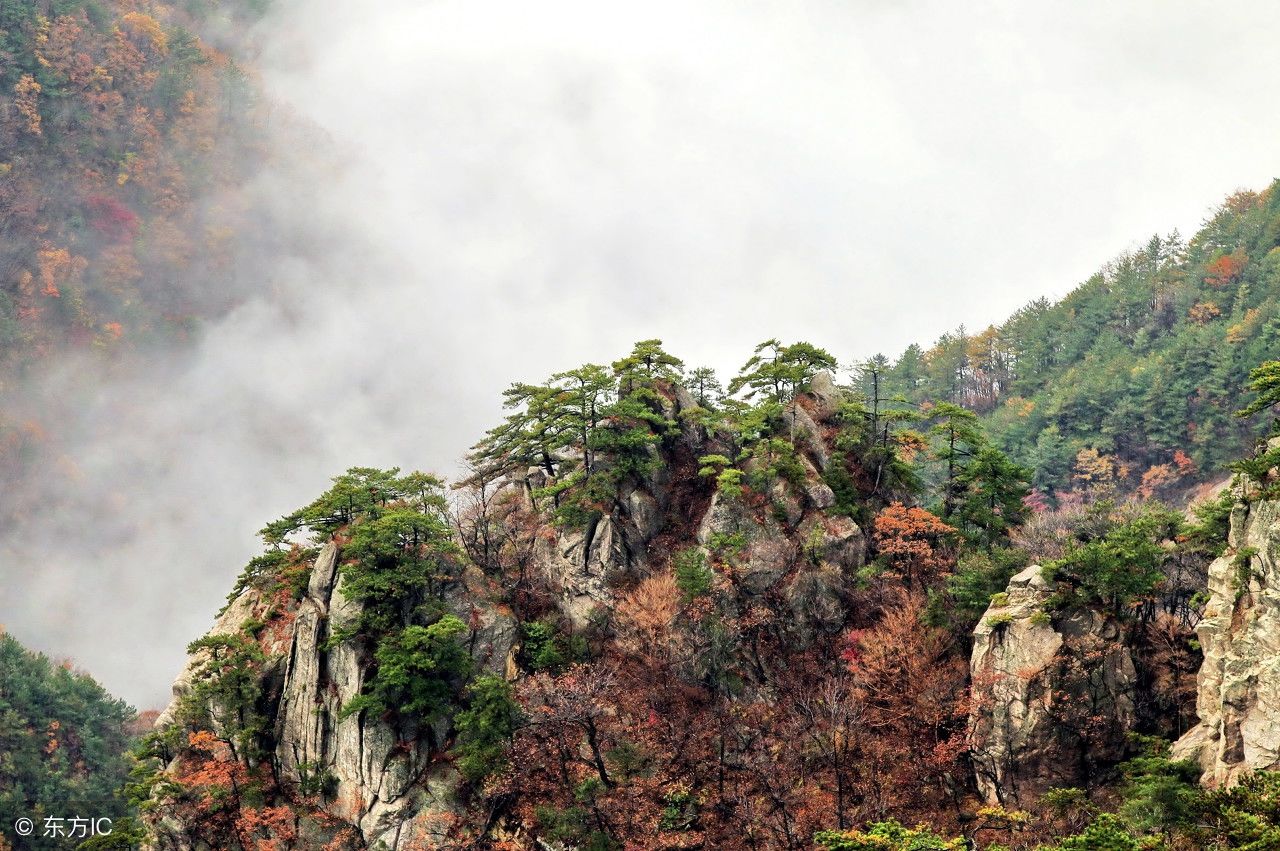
<box><xmin>14</xmin><ymin>74</ymin><xmax>42</xmax><ymax>135</ymax></box>
<box><xmin>121</xmin><ymin>12</ymin><xmax>168</xmax><ymax>54</ymax></box>
<box><xmin>1004</xmin><ymin>396</ymin><xmax>1035</xmax><ymax>417</ymax></box>
<box><xmin>1227</xmin><ymin>308</ymin><xmax>1261</xmax><ymax>344</ymax></box>
<box><xmin>1073</xmin><ymin>448</ymin><xmax>1116</xmax><ymax>498</ymax></box>
<box><xmin>1188</xmin><ymin>301</ymin><xmax>1221</xmax><ymax>324</ymax></box>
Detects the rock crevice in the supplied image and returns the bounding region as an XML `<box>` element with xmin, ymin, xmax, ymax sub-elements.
<box><xmin>1174</xmin><ymin>487</ymin><xmax>1280</xmax><ymax>786</ymax></box>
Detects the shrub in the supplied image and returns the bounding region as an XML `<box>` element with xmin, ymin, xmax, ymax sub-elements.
<box><xmin>673</xmin><ymin>547</ymin><xmax>713</xmax><ymax>601</ymax></box>
<box><xmin>453</xmin><ymin>675</ymin><xmax>521</xmax><ymax>782</ymax></box>
<box><xmin>339</xmin><ymin>615</ymin><xmax>472</xmax><ymax>722</ymax></box>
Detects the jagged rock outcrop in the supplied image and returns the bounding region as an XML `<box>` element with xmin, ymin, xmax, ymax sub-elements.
<box><xmin>151</xmin><ymin>543</ymin><xmax>516</xmax><ymax>850</ymax></box>
<box><xmin>969</xmin><ymin>564</ymin><xmax>1137</xmax><ymax>805</ymax></box>
<box><xmin>151</xmin><ymin>372</ymin><xmax>874</xmax><ymax>848</ymax></box>
<box><xmin>522</xmin><ymin>375</ymin><xmax>865</xmax><ymax>629</ymax></box>
<box><xmin>1174</xmin><ymin>485</ymin><xmax>1280</xmax><ymax>786</ymax></box>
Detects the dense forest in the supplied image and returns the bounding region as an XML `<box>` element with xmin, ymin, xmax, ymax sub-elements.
<box><xmin>870</xmin><ymin>185</ymin><xmax>1280</xmax><ymax>500</ymax></box>
<box><xmin>0</xmin><ymin>630</ymin><xmax>139</xmax><ymax>851</ymax></box>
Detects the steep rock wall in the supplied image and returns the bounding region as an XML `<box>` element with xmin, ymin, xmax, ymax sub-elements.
<box><xmin>1174</xmin><ymin>487</ymin><xmax>1280</xmax><ymax>786</ymax></box>
<box><xmin>969</xmin><ymin>564</ymin><xmax>1137</xmax><ymax>805</ymax></box>
<box><xmin>151</xmin><ymin>542</ymin><xmax>516</xmax><ymax>849</ymax></box>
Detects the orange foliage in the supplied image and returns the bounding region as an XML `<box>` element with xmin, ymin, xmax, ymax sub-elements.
<box><xmin>163</xmin><ymin>731</ymin><xmax>304</xmax><ymax>849</ymax></box>
<box><xmin>1204</xmin><ymin>249</ymin><xmax>1247</xmax><ymax>288</ymax></box>
<box><xmin>120</xmin><ymin>12</ymin><xmax>169</xmax><ymax>55</ymax></box>
<box><xmin>872</xmin><ymin>503</ymin><xmax>956</xmax><ymax>586</ymax></box>
<box><xmin>0</xmin><ymin>0</ymin><xmax>265</xmax><ymax>385</ymax></box>
<box><xmin>36</xmin><ymin>246</ymin><xmax>87</xmax><ymax>298</ymax></box>
<box><xmin>843</xmin><ymin>592</ymin><xmax>970</xmax><ymax>818</ymax></box>
<box><xmin>615</xmin><ymin>573</ymin><xmax>683</xmax><ymax>664</ymax></box>
<box><xmin>1138</xmin><ymin>464</ymin><xmax>1178</xmax><ymax>500</ymax></box>
<box><xmin>14</xmin><ymin>74</ymin><xmax>42</xmax><ymax>135</ymax></box>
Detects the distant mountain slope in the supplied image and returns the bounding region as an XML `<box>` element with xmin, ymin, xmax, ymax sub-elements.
<box><xmin>0</xmin><ymin>0</ymin><xmax>265</xmax><ymax>378</ymax></box>
<box><xmin>0</xmin><ymin>629</ymin><xmax>137</xmax><ymax>851</ymax></box>
<box><xmin>0</xmin><ymin>0</ymin><xmax>277</xmax><ymax>513</ymax></box>
<box><xmin>875</xmin><ymin>183</ymin><xmax>1280</xmax><ymax>499</ymax></box>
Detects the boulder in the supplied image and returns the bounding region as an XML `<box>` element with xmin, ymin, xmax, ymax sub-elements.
<box><xmin>969</xmin><ymin>565</ymin><xmax>1137</xmax><ymax>805</ymax></box>
<box><xmin>808</xmin><ymin>371</ymin><xmax>841</xmax><ymax>421</ymax></box>
<box><xmin>698</xmin><ymin>492</ymin><xmax>798</xmax><ymax>594</ymax></box>
<box><xmin>798</xmin><ymin>513</ymin><xmax>865</xmax><ymax>574</ymax></box>
<box><xmin>782</xmin><ymin>402</ymin><xmax>829</xmax><ymax>471</ymax></box>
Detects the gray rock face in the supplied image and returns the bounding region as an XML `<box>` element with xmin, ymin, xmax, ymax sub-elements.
<box><xmin>154</xmin><ymin>542</ymin><xmax>516</xmax><ymax>849</ymax></box>
<box><xmin>808</xmin><ymin>371</ymin><xmax>840</xmax><ymax>420</ymax></box>
<box><xmin>533</xmin><ymin>507</ymin><xmax>653</xmax><ymax>627</ymax></box>
<box><xmin>969</xmin><ymin>565</ymin><xmax>1137</xmax><ymax>805</ymax></box>
<box><xmin>782</xmin><ymin>402</ymin><xmax>829</xmax><ymax>472</ymax></box>
<box><xmin>697</xmin><ymin>491</ymin><xmax>799</xmax><ymax>595</ymax></box>
<box><xmin>153</xmin><ymin>588</ymin><xmax>267</xmax><ymax>732</ymax></box>
<box><xmin>1174</xmin><ymin>488</ymin><xmax>1280</xmax><ymax>786</ymax></box>
<box><xmin>797</xmin><ymin>513</ymin><xmax>865</xmax><ymax>575</ymax></box>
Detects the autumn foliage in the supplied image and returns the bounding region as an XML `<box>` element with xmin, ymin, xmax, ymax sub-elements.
<box><xmin>872</xmin><ymin>503</ymin><xmax>956</xmax><ymax>586</ymax></box>
<box><xmin>1</xmin><ymin>0</ymin><xmax>267</xmax><ymax>371</ymax></box>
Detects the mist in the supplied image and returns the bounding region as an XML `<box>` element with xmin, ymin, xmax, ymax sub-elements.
<box><xmin>3</xmin><ymin>0</ymin><xmax>1280</xmax><ymax>709</ymax></box>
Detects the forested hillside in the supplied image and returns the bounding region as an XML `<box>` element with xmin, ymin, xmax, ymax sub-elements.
<box><xmin>0</xmin><ymin>0</ymin><xmax>268</xmax><ymax>368</ymax></box>
<box><xmin>0</xmin><ymin>0</ymin><xmax>268</xmax><ymax>488</ymax></box>
<box><xmin>873</xmin><ymin>184</ymin><xmax>1280</xmax><ymax>500</ymax></box>
<box><xmin>0</xmin><ymin>629</ymin><xmax>138</xmax><ymax>851</ymax></box>
<box><xmin>132</xmin><ymin>336</ymin><xmax>1280</xmax><ymax>850</ymax></box>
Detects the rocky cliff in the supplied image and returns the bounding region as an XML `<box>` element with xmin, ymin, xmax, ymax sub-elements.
<box><xmin>1174</xmin><ymin>480</ymin><xmax>1280</xmax><ymax>786</ymax></box>
<box><xmin>149</xmin><ymin>541</ymin><xmax>516</xmax><ymax>850</ymax></box>
<box><xmin>144</xmin><ymin>370</ymin><xmax>874</xmax><ymax>849</ymax></box>
<box><xmin>969</xmin><ymin>564</ymin><xmax>1137</xmax><ymax>805</ymax></box>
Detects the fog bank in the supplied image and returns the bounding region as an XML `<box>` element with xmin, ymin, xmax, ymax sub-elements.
<box><xmin>3</xmin><ymin>0</ymin><xmax>1280</xmax><ymax>707</ymax></box>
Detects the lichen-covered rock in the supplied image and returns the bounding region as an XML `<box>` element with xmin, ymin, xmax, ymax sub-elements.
<box><xmin>153</xmin><ymin>588</ymin><xmax>265</xmax><ymax>732</ymax></box>
<box><xmin>1174</xmin><ymin>487</ymin><xmax>1280</xmax><ymax>786</ymax></box>
<box><xmin>969</xmin><ymin>564</ymin><xmax>1137</xmax><ymax>805</ymax></box>
<box><xmin>782</xmin><ymin>402</ymin><xmax>829</xmax><ymax>472</ymax></box>
<box><xmin>797</xmin><ymin>513</ymin><xmax>865</xmax><ymax>575</ymax></box>
<box><xmin>532</xmin><ymin>510</ymin><xmax>650</xmax><ymax>627</ymax></box>
<box><xmin>697</xmin><ymin>492</ymin><xmax>798</xmax><ymax>594</ymax></box>
<box><xmin>808</xmin><ymin>370</ymin><xmax>840</xmax><ymax>420</ymax></box>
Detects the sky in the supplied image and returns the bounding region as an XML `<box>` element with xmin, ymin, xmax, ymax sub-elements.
<box><xmin>3</xmin><ymin>0</ymin><xmax>1280</xmax><ymax>708</ymax></box>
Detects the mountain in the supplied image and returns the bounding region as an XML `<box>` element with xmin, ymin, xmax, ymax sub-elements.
<box><xmin>133</xmin><ymin>336</ymin><xmax>1280</xmax><ymax>849</ymax></box>
<box><xmin>873</xmin><ymin>183</ymin><xmax>1280</xmax><ymax>500</ymax></box>
<box><xmin>0</xmin><ymin>629</ymin><xmax>138</xmax><ymax>851</ymax></box>
<box><xmin>8</xmin><ymin>5</ymin><xmax>1280</xmax><ymax>842</ymax></box>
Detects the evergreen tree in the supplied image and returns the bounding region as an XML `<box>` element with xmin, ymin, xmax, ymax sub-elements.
<box><xmin>927</xmin><ymin>402</ymin><xmax>985</xmax><ymax>519</ymax></box>
<box><xmin>953</xmin><ymin>445</ymin><xmax>1032</xmax><ymax>550</ymax></box>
